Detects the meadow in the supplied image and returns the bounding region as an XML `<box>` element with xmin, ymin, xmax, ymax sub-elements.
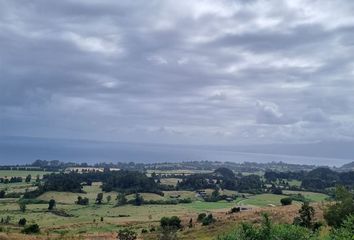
<box><xmin>0</xmin><ymin>169</ymin><xmax>330</xmax><ymax>239</ymax></box>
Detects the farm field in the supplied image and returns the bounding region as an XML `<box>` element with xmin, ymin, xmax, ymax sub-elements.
<box><xmin>0</xmin><ymin>170</ymin><xmax>332</xmax><ymax>239</ymax></box>
<box><xmin>236</xmin><ymin>194</ymin><xmax>289</xmax><ymax>207</ymax></box>
<box><xmin>0</xmin><ymin>170</ymin><xmax>52</xmax><ymax>178</ymax></box>
<box><xmin>159</xmin><ymin>178</ymin><xmax>181</xmax><ymax>186</ymax></box>
<box><xmin>146</xmin><ymin>169</ymin><xmax>212</xmax><ymax>175</ymax></box>
<box><xmin>283</xmin><ymin>190</ymin><xmax>329</xmax><ymax>202</ymax></box>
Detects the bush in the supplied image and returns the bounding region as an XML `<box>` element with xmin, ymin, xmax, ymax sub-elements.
<box><xmin>330</xmin><ymin>214</ymin><xmax>354</xmax><ymax>239</ymax></box>
<box><xmin>230</xmin><ymin>207</ymin><xmax>240</xmax><ymax>213</ymax></box>
<box><xmin>117</xmin><ymin>228</ymin><xmax>137</xmax><ymax>240</ymax></box>
<box><xmin>197</xmin><ymin>213</ymin><xmax>207</xmax><ymax>222</ymax></box>
<box><xmin>217</xmin><ymin>214</ymin><xmax>316</xmax><ymax>240</ymax></box>
<box><xmin>19</xmin><ymin>202</ymin><xmax>27</xmax><ymax>212</ymax></box>
<box><xmin>160</xmin><ymin>216</ymin><xmax>182</xmax><ymax>230</ymax></box>
<box><xmin>117</xmin><ymin>193</ymin><xmax>128</xmax><ymax>206</ymax></box>
<box><xmin>76</xmin><ymin>196</ymin><xmax>89</xmax><ymax>205</ymax></box>
<box><xmin>324</xmin><ymin>186</ymin><xmax>354</xmax><ymax>228</ymax></box>
<box><xmin>18</xmin><ymin>218</ymin><xmax>27</xmax><ymax>226</ymax></box>
<box><xmin>272</xmin><ymin>188</ymin><xmax>283</xmax><ymax>195</ymax></box>
<box><xmin>48</xmin><ymin>199</ymin><xmax>56</xmax><ymax>210</ymax></box>
<box><xmin>280</xmin><ymin>197</ymin><xmax>293</xmax><ymax>206</ymax></box>
<box><xmin>202</xmin><ymin>214</ymin><xmax>216</xmax><ymax>226</ymax></box>
<box><xmin>22</xmin><ymin>224</ymin><xmax>40</xmax><ymax>234</ymax></box>
<box><xmin>0</xmin><ymin>190</ymin><xmax>5</xmax><ymax>198</ymax></box>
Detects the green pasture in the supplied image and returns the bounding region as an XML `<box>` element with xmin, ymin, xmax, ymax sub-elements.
<box><xmin>236</xmin><ymin>194</ymin><xmax>288</xmax><ymax>207</ymax></box>
<box><xmin>283</xmin><ymin>190</ymin><xmax>329</xmax><ymax>202</ymax></box>
<box><xmin>0</xmin><ymin>170</ymin><xmax>52</xmax><ymax>178</ymax></box>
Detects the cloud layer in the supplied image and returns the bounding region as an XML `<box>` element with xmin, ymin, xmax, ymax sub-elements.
<box><xmin>1</xmin><ymin>0</ymin><xmax>354</xmax><ymax>145</ymax></box>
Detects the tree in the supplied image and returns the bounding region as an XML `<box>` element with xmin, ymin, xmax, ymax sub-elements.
<box><xmin>96</xmin><ymin>193</ymin><xmax>103</xmax><ymax>204</ymax></box>
<box><xmin>25</xmin><ymin>174</ymin><xmax>32</xmax><ymax>183</ymax></box>
<box><xmin>293</xmin><ymin>202</ymin><xmax>314</xmax><ymax>229</ymax></box>
<box><xmin>117</xmin><ymin>193</ymin><xmax>127</xmax><ymax>206</ymax></box>
<box><xmin>133</xmin><ymin>193</ymin><xmax>144</xmax><ymax>206</ymax></box>
<box><xmin>324</xmin><ymin>186</ymin><xmax>354</xmax><ymax>228</ymax></box>
<box><xmin>214</xmin><ymin>167</ymin><xmax>235</xmax><ymax>179</ymax></box>
<box><xmin>0</xmin><ymin>190</ymin><xmax>5</xmax><ymax>198</ymax></box>
<box><xmin>280</xmin><ymin>197</ymin><xmax>292</xmax><ymax>206</ymax></box>
<box><xmin>76</xmin><ymin>196</ymin><xmax>89</xmax><ymax>205</ymax></box>
<box><xmin>271</xmin><ymin>187</ymin><xmax>283</xmax><ymax>195</ymax></box>
<box><xmin>19</xmin><ymin>202</ymin><xmax>27</xmax><ymax>212</ymax></box>
<box><xmin>48</xmin><ymin>199</ymin><xmax>56</xmax><ymax>210</ymax></box>
<box><xmin>211</xmin><ymin>188</ymin><xmax>220</xmax><ymax>199</ymax></box>
<box><xmin>18</xmin><ymin>218</ymin><xmax>27</xmax><ymax>226</ymax></box>
<box><xmin>237</xmin><ymin>175</ymin><xmax>262</xmax><ymax>192</ymax></box>
<box><xmin>117</xmin><ymin>228</ymin><xmax>137</xmax><ymax>240</ymax></box>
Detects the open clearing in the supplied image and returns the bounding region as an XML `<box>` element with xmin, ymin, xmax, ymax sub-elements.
<box><xmin>0</xmin><ymin>173</ymin><xmax>330</xmax><ymax>239</ymax></box>
<box><xmin>236</xmin><ymin>194</ymin><xmax>288</xmax><ymax>207</ymax></box>
<box><xmin>283</xmin><ymin>190</ymin><xmax>329</xmax><ymax>202</ymax></box>
<box><xmin>0</xmin><ymin>170</ymin><xmax>52</xmax><ymax>178</ymax></box>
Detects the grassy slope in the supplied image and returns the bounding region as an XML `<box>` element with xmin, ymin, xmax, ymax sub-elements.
<box><xmin>283</xmin><ymin>190</ymin><xmax>329</xmax><ymax>202</ymax></box>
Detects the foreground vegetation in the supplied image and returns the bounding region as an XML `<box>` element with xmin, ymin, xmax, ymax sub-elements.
<box><xmin>0</xmin><ymin>160</ymin><xmax>353</xmax><ymax>239</ymax></box>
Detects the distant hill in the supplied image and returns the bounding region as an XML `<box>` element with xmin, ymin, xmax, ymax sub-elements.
<box><xmin>339</xmin><ymin>161</ymin><xmax>354</xmax><ymax>171</ymax></box>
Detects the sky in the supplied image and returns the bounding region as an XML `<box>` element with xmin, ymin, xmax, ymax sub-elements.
<box><xmin>1</xmin><ymin>0</ymin><xmax>354</xmax><ymax>147</ymax></box>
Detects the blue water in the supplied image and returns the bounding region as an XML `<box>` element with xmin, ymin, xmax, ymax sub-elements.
<box><xmin>0</xmin><ymin>136</ymin><xmax>352</xmax><ymax>167</ymax></box>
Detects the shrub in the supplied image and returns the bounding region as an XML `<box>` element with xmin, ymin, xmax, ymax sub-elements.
<box><xmin>18</xmin><ymin>218</ymin><xmax>27</xmax><ymax>226</ymax></box>
<box><xmin>330</xmin><ymin>214</ymin><xmax>354</xmax><ymax>239</ymax></box>
<box><xmin>76</xmin><ymin>196</ymin><xmax>89</xmax><ymax>205</ymax></box>
<box><xmin>160</xmin><ymin>216</ymin><xmax>182</xmax><ymax>230</ymax></box>
<box><xmin>22</xmin><ymin>224</ymin><xmax>40</xmax><ymax>234</ymax></box>
<box><xmin>0</xmin><ymin>190</ymin><xmax>5</xmax><ymax>198</ymax></box>
<box><xmin>117</xmin><ymin>228</ymin><xmax>137</xmax><ymax>240</ymax></box>
<box><xmin>197</xmin><ymin>213</ymin><xmax>207</xmax><ymax>222</ymax></box>
<box><xmin>133</xmin><ymin>193</ymin><xmax>144</xmax><ymax>206</ymax></box>
<box><xmin>217</xmin><ymin>214</ymin><xmax>315</xmax><ymax>240</ymax></box>
<box><xmin>48</xmin><ymin>199</ymin><xmax>56</xmax><ymax>210</ymax></box>
<box><xmin>19</xmin><ymin>202</ymin><xmax>27</xmax><ymax>212</ymax></box>
<box><xmin>272</xmin><ymin>188</ymin><xmax>283</xmax><ymax>195</ymax></box>
<box><xmin>293</xmin><ymin>202</ymin><xmax>315</xmax><ymax>229</ymax></box>
<box><xmin>230</xmin><ymin>207</ymin><xmax>241</xmax><ymax>213</ymax></box>
<box><xmin>324</xmin><ymin>186</ymin><xmax>354</xmax><ymax>228</ymax></box>
<box><xmin>96</xmin><ymin>193</ymin><xmax>103</xmax><ymax>204</ymax></box>
<box><xmin>117</xmin><ymin>193</ymin><xmax>127</xmax><ymax>206</ymax></box>
<box><xmin>280</xmin><ymin>197</ymin><xmax>293</xmax><ymax>206</ymax></box>
<box><xmin>202</xmin><ymin>214</ymin><xmax>216</xmax><ymax>226</ymax></box>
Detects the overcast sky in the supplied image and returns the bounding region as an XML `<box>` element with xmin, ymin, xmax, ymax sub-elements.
<box><xmin>1</xmin><ymin>0</ymin><xmax>354</xmax><ymax>145</ymax></box>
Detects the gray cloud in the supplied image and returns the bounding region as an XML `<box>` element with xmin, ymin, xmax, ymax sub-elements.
<box><xmin>1</xmin><ymin>0</ymin><xmax>354</xmax><ymax>145</ymax></box>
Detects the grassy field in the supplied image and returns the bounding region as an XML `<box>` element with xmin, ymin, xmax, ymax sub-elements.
<box><xmin>287</xmin><ymin>179</ymin><xmax>302</xmax><ymax>187</ymax></box>
<box><xmin>0</xmin><ymin>170</ymin><xmax>52</xmax><ymax>178</ymax></box>
<box><xmin>184</xmin><ymin>201</ymin><xmax>237</xmax><ymax>211</ymax></box>
<box><xmin>236</xmin><ymin>194</ymin><xmax>288</xmax><ymax>207</ymax></box>
<box><xmin>159</xmin><ymin>178</ymin><xmax>181</xmax><ymax>186</ymax></box>
<box><xmin>283</xmin><ymin>190</ymin><xmax>329</xmax><ymax>202</ymax></box>
<box><xmin>0</xmin><ymin>170</ymin><xmax>331</xmax><ymax>239</ymax></box>
<box><xmin>146</xmin><ymin>169</ymin><xmax>212</xmax><ymax>176</ymax></box>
